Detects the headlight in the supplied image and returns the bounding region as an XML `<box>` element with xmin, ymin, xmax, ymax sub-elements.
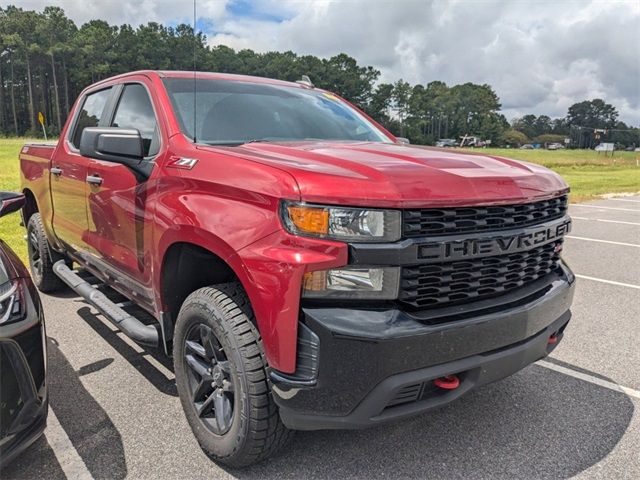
<box><xmin>302</xmin><ymin>267</ymin><xmax>400</xmax><ymax>299</ymax></box>
<box><xmin>0</xmin><ymin>280</ymin><xmax>25</xmax><ymax>325</ymax></box>
<box><xmin>281</xmin><ymin>201</ymin><xmax>401</xmax><ymax>242</ymax></box>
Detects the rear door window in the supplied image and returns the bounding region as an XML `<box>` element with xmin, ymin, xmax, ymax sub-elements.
<box><xmin>111</xmin><ymin>84</ymin><xmax>160</xmax><ymax>157</ymax></box>
<box><xmin>70</xmin><ymin>87</ymin><xmax>112</xmax><ymax>148</ymax></box>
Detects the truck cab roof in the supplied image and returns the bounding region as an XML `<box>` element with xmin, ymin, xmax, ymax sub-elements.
<box><xmin>88</xmin><ymin>69</ymin><xmax>314</xmax><ymax>91</ymax></box>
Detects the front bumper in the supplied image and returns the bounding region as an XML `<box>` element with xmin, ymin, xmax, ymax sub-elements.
<box><xmin>271</xmin><ymin>263</ymin><xmax>575</xmax><ymax>430</ymax></box>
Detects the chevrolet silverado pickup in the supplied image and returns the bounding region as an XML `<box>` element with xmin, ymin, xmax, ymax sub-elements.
<box><xmin>19</xmin><ymin>70</ymin><xmax>575</xmax><ymax>467</ymax></box>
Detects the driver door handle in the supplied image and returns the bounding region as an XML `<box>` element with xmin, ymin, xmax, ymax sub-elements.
<box><xmin>86</xmin><ymin>175</ymin><xmax>103</xmax><ymax>186</ymax></box>
<box><xmin>51</xmin><ymin>167</ymin><xmax>63</xmax><ymax>176</ymax></box>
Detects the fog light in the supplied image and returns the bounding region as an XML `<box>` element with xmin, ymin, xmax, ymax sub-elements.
<box><xmin>302</xmin><ymin>267</ymin><xmax>399</xmax><ymax>300</ymax></box>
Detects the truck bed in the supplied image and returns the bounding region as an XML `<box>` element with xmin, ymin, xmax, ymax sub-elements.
<box><xmin>20</xmin><ymin>142</ymin><xmax>58</xmax><ymax>160</ymax></box>
<box><xmin>20</xmin><ymin>142</ymin><xmax>57</xmax><ymax>183</ymax></box>
<box><xmin>19</xmin><ymin>142</ymin><xmax>58</xmax><ymax>225</ymax></box>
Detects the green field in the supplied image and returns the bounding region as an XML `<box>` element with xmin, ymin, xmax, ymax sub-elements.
<box><xmin>0</xmin><ymin>138</ymin><xmax>37</xmax><ymax>263</ymax></box>
<box><xmin>457</xmin><ymin>147</ymin><xmax>640</xmax><ymax>202</ymax></box>
<box><xmin>1</xmin><ymin>138</ymin><xmax>639</xmax><ymax>263</ymax></box>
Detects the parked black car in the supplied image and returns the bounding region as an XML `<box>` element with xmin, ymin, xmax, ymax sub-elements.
<box><xmin>0</xmin><ymin>192</ymin><xmax>47</xmax><ymax>467</ymax></box>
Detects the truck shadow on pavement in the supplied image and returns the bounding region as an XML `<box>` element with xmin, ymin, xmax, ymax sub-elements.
<box><xmin>13</xmin><ymin>296</ymin><xmax>632</xmax><ymax>480</ymax></box>
<box><xmin>230</xmin><ymin>364</ymin><xmax>635</xmax><ymax>479</ymax></box>
<box><xmin>76</xmin><ymin>306</ymin><xmax>177</xmax><ymax>396</ymax></box>
<box><xmin>1</xmin><ymin>337</ymin><xmax>128</xmax><ymax>480</ymax></box>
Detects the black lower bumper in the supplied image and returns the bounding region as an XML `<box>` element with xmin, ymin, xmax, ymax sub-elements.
<box><xmin>0</xmin><ymin>400</ymin><xmax>47</xmax><ymax>468</ymax></box>
<box><xmin>271</xmin><ymin>263</ymin><xmax>575</xmax><ymax>430</ymax></box>
<box><xmin>0</xmin><ymin>279</ymin><xmax>48</xmax><ymax>467</ymax></box>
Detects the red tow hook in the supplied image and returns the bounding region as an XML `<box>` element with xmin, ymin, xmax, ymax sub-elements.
<box><xmin>548</xmin><ymin>334</ymin><xmax>559</xmax><ymax>345</ymax></box>
<box><xmin>434</xmin><ymin>375</ymin><xmax>460</xmax><ymax>390</ymax></box>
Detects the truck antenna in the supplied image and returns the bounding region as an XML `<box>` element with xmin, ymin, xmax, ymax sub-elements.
<box><xmin>193</xmin><ymin>0</ymin><xmax>197</xmax><ymax>143</ymax></box>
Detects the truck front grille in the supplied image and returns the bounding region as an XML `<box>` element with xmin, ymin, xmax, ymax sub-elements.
<box><xmin>403</xmin><ymin>195</ymin><xmax>568</xmax><ymax>237</ymax></box>
<box><xmin>399</xmin><ymin>240</ymin><xmax>562</xmax><ymax>309</ymax></box>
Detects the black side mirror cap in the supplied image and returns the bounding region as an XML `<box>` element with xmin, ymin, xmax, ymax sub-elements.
<box><xmin>80</xmin><ymin>127</ymin><xmax>144</xmax><ymax>165</ymax></box>
<box><xmin>79</xmin><ymin>127</ymin><xmax>152</xmax><ymax>179</ymax></box>
<box><xmin>0</xmin><ymin>192</ymin><xmax>25</xmax><ymax>218</ymax></box>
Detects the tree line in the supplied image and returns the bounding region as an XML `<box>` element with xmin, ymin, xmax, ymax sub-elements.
<box><xmin>1</xmin><ymin>5</ymin><xmax>638</xmax><ymax>147</ymax></box>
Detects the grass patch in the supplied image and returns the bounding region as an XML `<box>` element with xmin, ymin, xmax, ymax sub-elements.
<box><xmin>460</xmin><ymin>147</ymin><xmax>639</xmax><ymax>167</ymax></box>
<box><xmin>0</xmin><ymin>138</ymin><xmax>39</xmax><ymax>263</ymax></box>
<box><xmin>458</xmin><ymin>147</ymin><xmax>640</xmax><ymax>202</ymax></box>
<box><xmin>1</xmin><ymin>139</ymin><xmax>639</xmax><ymax>263</ymax></box>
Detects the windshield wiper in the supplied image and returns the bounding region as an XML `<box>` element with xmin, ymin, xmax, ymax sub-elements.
<box><xmin>200</xmin><ymin>139</ymin><xmax>274</xmax><ymax>146</ymax></box>
<box><xmin>243</xmin><ymin>138</ymin><xmax>279</xmax><ymax>144</ymax></box>
<box><xmin>200</xmin><ymin>140</ymin><xmax>245</xmax><ymax>146</ymax></box>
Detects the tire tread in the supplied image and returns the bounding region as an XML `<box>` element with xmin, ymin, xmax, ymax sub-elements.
<box><xmin>174</xmin><ymin>282</ymin><xmax>293</xmax><ymax>467</ymax></box>
<box><xmin>27</xmin><ymin>213</ymin><xmax>66</xmax><ymax>293</ymax></box>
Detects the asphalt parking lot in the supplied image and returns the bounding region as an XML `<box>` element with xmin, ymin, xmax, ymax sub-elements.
<box><xmin>2</xmin><ymin>196</ymin><xmax>639</xmax><ymax>480</ymax></box>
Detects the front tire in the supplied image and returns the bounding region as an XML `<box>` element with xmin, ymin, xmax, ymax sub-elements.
<box><xmin>173</xmin><ymin>283</ymin><xmax>292</xmax><ymax>467</ymax></box>
<box><xmin>26</xmin><ymin>213</ymin><xmax>66</xmax><ymax>293</ymax></box>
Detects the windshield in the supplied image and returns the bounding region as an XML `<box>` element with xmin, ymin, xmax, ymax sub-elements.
<box><xmin>162</xmin><ymin>78</ymin><xmax>391</xmax><ymax>145</ymax></box>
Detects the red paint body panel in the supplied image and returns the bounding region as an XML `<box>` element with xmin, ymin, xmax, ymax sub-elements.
<box><xmin>19</xmin><ymin>145</ymin><xmax>56</xmax><ymax>240</ymax></box>
<box><xmin>211</xmin><ymin>142</ymin><xmax>568</xmax><ymax>208</ymax></box>
<box><xmin>19</xmin><ymin>70</ymin><xmax>569</xmax><ymax>373</ymax></box>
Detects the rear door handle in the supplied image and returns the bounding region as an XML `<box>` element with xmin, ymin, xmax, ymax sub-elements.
<box><xmin>51</xmin><ymin>167</ymin><xmax>63</xmax><ymax>176</ymax></box>
<box><xmin>86</xmin><ymin>175</ymin><xmax>103</xmax><ymax>186</ymax></box>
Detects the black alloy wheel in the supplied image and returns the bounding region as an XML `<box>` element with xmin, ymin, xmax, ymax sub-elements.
<box><xmin>27</xmin><ymin>226</ymin><xmax>43</xmax><ymax>280</ymax></box>
<box><xmin>26</xmin><ymin>213</ymin><xmax>65</xmax><ymax>292</ymax></box>
<box><xmin>173</xmin><ymin>284</ymin><xmax>292</xmax><ymax>467</ymax></box>
<box><xmin>184</xmin><ymin>323</ymin><xmax>235</xmax><ymax>435</ymax></box>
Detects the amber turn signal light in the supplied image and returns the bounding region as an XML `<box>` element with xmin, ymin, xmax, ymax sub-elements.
<box><xmin>286</xmin><ymin>205</ymin><xmax>329</xmax><ymax>235</ymax></box>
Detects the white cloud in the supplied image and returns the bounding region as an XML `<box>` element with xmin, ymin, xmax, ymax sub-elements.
<box><xmin>17</xmin><ymin>0</ymin><xmax>229</xmax><ymax>26</ymax></box>
<box><xmin>208</xmin><ymin>0</ymin><xmax>640</xmax><ymax>124</ymax></box>
<box><xmin>18</xmin><ymin>0</ymin><xmax>640</xmax><ymax>124</ymax></box>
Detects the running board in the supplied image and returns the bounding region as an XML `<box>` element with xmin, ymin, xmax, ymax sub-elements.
<box><xmin>53</xmin><ymin>260</ymin><xmax>159</xmax><ymax>347</ymax></box>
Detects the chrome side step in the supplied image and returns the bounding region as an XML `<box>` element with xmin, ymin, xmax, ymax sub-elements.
<box><xmin>53</xmin><ymin>260</ymin><xmax>159</xmax><ymax>347</ymax></box>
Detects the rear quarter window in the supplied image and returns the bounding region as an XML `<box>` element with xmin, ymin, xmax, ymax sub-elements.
<box><xmin>70</xmin><ymin>87</ymin><xmax>112</xmax><ymax>148</ymax></box>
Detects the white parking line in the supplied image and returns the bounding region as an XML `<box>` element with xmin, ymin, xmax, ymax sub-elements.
<box><xmin>571</xmin><ymin>216</ymin><xmax>640</xmax><ymax>226</ymax></box>
<box><xmin>566</xmin><ymin>236</ymin><xmax>640</xmax><ymax>248</ymax></box>
<box><xmin>538</xmin><ymin>360</ymin><xmax>640</xmax><ymax>400</ymax></box>
<box><xmin>575</xmin><ymin>274</ymin><xmax>640</xmax><ymax>290</ymax></box>
<box><xmin>45</xmin><ymin>407</ymin><xmax>94</xmax><ymax>479</ymax></box>
<box><xmin>571</xmin><ymin>204</ymin><xmax>640</xmax><ymax>212</ymax></box>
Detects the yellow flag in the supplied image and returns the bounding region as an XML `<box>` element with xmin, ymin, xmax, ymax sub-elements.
<box><xmin>38</xmin><ymin>112</ymin><xmax>44</xmax><ymax>126</ymax></box>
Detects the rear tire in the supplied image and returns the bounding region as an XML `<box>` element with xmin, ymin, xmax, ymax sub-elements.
<box><xmin>173</xmin><ymin>283</ymin><xmax>292</xmax><ymax>467</ymax></box>
<box><xmin>26</xmin><ymin>213</ymin><xmax>66</xmax><ymax>293</ymax></box>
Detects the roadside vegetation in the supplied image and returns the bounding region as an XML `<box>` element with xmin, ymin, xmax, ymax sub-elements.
<box><xmin>0</xmin><ymin>138</ymin><xmax>33</xmax><ymax>262</ymax></box>
<box><xmin>1</xmin><ymin>6</ymin><xmax>638</xmax><ymax>151</ymax></box>
<box><xmin>1</xmin><ymin>138</ymin><xmax>638</xmax><ymax>263</ymax></box>
<box><xmin>459</xmin><ymin>148</ymin><xmax>640</xmax><ymax>202</ymax></box>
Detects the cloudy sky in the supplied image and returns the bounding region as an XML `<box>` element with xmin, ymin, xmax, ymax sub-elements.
<box><xmin>21</xmin><ymin>0</ymin><xmax>640</xmax><ymax>124</ymax></box>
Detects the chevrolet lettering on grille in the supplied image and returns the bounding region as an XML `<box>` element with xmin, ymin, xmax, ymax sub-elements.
<box><xmin>418</xmin><ymin>217</ymin><xmax>572</xmax><ymax>262</ymax></box>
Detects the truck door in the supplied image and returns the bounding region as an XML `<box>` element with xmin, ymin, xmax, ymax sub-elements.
<box><xmin>50</xmin><ymin>86</ymin><xmax>113</xmax><ymax>252</ymax></box>
<box><xmin>84</xmin><ymin>82</ymin><xmax>163</xmax><ymax>312</ymax></box>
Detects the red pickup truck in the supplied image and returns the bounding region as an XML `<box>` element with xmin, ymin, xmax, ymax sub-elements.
<box><xmin>19</xmin><ymin>70</ymin><xmax>575</xmax><ymax>466</ymax></box>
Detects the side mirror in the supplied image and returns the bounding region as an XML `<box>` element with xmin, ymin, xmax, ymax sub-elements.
<box><xmin>0</xmin><ymin>192</ymin><xmax>25</xmax><ymax>218</ymax></box>
<box><xmin>395</xmin><ymin>137</ymin><xmax>410</xmax><ymax>145</ymax></box>
<box><xmin>80</xmin><ymin>127</ymin><xmax>144</xmax><ymax>166</ymax></box>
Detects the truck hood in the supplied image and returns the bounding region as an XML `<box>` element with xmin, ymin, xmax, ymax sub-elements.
<box><xmin>200</xmin><ymin>141</ymin><xmax>568</xmax><ymax>208</ymax></box>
